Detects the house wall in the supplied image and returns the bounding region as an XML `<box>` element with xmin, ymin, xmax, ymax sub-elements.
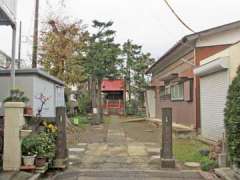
<box><xmin>152</xmin><ymin>51</ymin><xmax>196</xmax><ymax>127</ymax></box>
<box><xmin>196</xmin><ymin>28</ymin><xmax>240</xmax><ymax>47</ymax></box>
<box><xmin>200</xmin><ymin>42</ymin><xmax>240</xmax><ymax>81</ymax></box>
<box><xmin>151</xmin><ymin>45</ymin><xmax>231</xmax><ymax>128</ymax></box>
<box><xmin>33</xmin><ymin>76</ymin><xmax>56</xmax><ymax>118</ymax></box>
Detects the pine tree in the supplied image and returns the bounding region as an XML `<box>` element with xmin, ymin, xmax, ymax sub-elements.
<box><xmin>224</xmin><ymin>67</ymin><xmax>240</xmax><ymax>168</ymax></box>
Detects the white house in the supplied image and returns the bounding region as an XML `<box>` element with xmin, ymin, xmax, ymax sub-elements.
<box><xmin>194</xmin><ymin>41</ymin><xmax>240</xmax><ymax>141</ymax></box>
<box><xmin>0</xmin><ymin>69</ymin><xmax>65</xmax><ymax>119</ymax></box>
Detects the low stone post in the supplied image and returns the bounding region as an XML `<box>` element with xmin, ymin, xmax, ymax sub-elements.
<box><xmin>161</xmin><ymin>108</ymin><xmax>175</xmax><ymax>168</ymax></box>
<box><xmin>3</xmin><ymin>102</ymin><xmax>25</xmax><ymax>171</ymax></box>
<box><xmin>54</xmin><ymin>107</ymin><xmax>68</xmax><ymax>168</ymax></box>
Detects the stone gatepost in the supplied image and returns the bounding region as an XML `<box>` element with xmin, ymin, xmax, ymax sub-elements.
<box><xmin>54</xmin><ymin>107</ymin><xmax>68</xmax><ymax>168</ymax></box>
<box><xmin>161</xmin><ymin>108</ymin><xmax>175</xmax><ymax>168</ymax></box>
<box><xmin>3</xmin><ymin>102</ymin><xmax>25</xmax><ymax>171</ymax></box>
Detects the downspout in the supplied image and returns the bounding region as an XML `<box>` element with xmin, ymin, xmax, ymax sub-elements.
<box><xmin>11</xmin><ymin>24</ymin><xmax>17</xmax><ymax>89</ymax></box>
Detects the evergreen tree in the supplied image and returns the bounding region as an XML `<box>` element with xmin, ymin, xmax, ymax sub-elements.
<box><xmin>83</xmin><ymin>20</ymin><xmax>122</xmax><ymax>123</ymax></box>
<box><xmin>224</xmin><ymin>67</ymin><xmax>240</xmax><ymax>168</ymax></box>
<box><xmin>122</xmin><ymin>40</ymin><xmax>142</xmax><ymax>102</ymax></box>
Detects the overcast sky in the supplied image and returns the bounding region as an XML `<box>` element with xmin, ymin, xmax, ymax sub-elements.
<box><xmin>1</xmin><ymin>0</ymin><xmax>240</xmax><ymax>64</ymax></box>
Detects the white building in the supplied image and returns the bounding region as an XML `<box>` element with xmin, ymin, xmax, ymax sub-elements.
<box><xmin>0</xmin><ymin>69</ymin><xmax>65</xmax><ymax>119</ymax></box>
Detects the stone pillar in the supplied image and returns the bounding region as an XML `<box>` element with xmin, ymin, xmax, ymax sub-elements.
<box><xmin>155</xmin><ymin>86</ymin><xmax>160</xmax><ymax>118</ymax></box>
<box><xmin>54</xmin><ymin>107</ymin><xmax>68</xmax><ymax>168</ymax></box>
<box><xmin>3</xmin><ymin>102</ymin><xmax>25</xmax><ymax>171</ymax></box>
<box><xmin>161</xmin><ymin>108</ymin><xmax>175</xmax><ymax>168</ymax></box>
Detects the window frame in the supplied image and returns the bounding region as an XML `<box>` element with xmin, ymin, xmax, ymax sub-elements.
<box><xmin>170</xmin><ymin>82</ymin><xmax>184</xmax><ymax>101</ymax></box>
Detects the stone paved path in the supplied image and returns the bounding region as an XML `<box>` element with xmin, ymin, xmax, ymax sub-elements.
<box><xmin>53</xmin><ymin>116</ymin><xmax>206</xmax><ymax>180</ymax></box>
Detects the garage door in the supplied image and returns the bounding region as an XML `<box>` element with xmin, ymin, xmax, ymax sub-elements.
<box><xmin>200</xmin><ymin>70</ymin><xmax>229</xmax><ymax>141</ymax></box>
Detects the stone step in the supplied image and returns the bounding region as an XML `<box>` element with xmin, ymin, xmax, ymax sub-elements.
<box><xmin>149</xmin><ymin>155</ymin><xmax>161</xmax><ymax>164</ymax></box>
<box><xmin>53</xmin><ymin>169</ymin><xmax>205</xmax><ymax>180</ymax></box>
<box><xmin>146</xmin><ymin>148</ymin><xmax>161</xmax><ymax>156</ymax></box>
<box><xmin>68</xmin><ymin>148</ymin><xmax>86</xmax><ymax>153</ymax></box>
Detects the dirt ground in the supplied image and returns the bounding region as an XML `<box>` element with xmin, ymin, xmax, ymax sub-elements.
<box><xmin>67</xmin><ymin>122</ymin><xmax>108</xmax><ymax>145</ymax></box>
<box><xmin>122</xmin><ymin>120</ymin><xmax>162</xmax><ymax>144</ymax></box>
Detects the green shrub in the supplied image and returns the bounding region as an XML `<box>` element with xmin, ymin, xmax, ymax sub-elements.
<box><xmin>22</xmin><ymin>135</ymin><xmax>38</xmax><ymax>156</ymax></box>
<box><xmin>35</xmin><ymin>132</ymin><xmax>56</xmax><ymax>158</ymax></box>
<box><xmin>200</xmin><ymin>158</ymin><xmax>218</xmax><ymax>171</ymax></box>
<box><xmin>22</xmin><ymin>132</ymin><xmax>56</xmax><ymax>158</ymax></box>
<box><xmin>78</xmin><ymin>92</ymin><xmax>91</xmax><ymax>115</ymax></box>
<box><xmin>126</xmin><ymin>100</ymin><xmax>138</xmax><ymax>115</ymax></box>
<box><xmin>224</xmin><ymin>67</ymin><xmax>240</xmax><ymax>168</ymax></box>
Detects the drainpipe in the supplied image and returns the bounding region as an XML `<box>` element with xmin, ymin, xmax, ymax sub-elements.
<box><xmin>11</xmin><ymin>24</ymin><xmax>17</xmax><ymax>89</ymax></box>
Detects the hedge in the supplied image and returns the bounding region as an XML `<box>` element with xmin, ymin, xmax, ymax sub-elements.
<box><xmin>224</xmin><ymin>67</ymin><xmax>240</xmax><ymax>168</ymax></box>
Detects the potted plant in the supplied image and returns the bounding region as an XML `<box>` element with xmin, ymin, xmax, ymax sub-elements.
<box><xmin>24</xmin><ymin>106</ymin><xmax>33</xmax><ymax>116</ymax></box>
<box><xmin>4</xmin><ymin>89</ymin><xmax>29</xmax><ymax>103</ymax></box>
<box><xmin>35</xmin><ymin>132</ymin><xmax>56</xmax><ymax>167</ymax></box>
<box><xmin>22</xmin><ymin>135</ymin><xmax>37</xmax><ymax>166</ymax></box>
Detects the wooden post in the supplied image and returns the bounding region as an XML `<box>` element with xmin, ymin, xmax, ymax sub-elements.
<box><xmin>54</xmin><ymin>107</ymin><xmax>68</xmax><ymax>168</ymax></box>
<box><xmin>161</xmin><ymin>108</ymin><xmax>175</xmax><ymax>168</ymax></box>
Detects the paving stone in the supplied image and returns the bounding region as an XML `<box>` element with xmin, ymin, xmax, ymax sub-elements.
<box><xmin>69</xmin><ymin>148</ymin><xmax>85</xmax><ymax>153</ymax></box>
<box><xmin>128</xmin><ymin>145</ymin><xmax>147</xmax><ymax>156</ymax></box>
<box><xmin>77</xmin><ymin>143</ymin><xmax>88</xmax><ymax>148</ymax></box>
<box><xmin>149</xmin><ymin>155</ymin><xmax>161</xmax><ymax>164</ymax></box>
<box><xmin>147</xmin><ymin>147</ymin><xmax>161</xmax><ymax>156</ymax></box>
<box><xmin>184</xmin><ymin>162</ymin><xmax>200</xmax><ymax>168</ymax></box>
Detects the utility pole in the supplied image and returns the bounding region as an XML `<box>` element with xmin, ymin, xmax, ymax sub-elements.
<box><xmin>18</xmin><ymin>21</ymin><xmax>22</xmax><ymax>69</ymax></box>
<box><xmin>32</xmin><ymin>0</ymin><xmax>39</xmax><ymax>68</ymax></box>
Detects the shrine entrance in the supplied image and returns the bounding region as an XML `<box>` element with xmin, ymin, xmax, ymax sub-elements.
<box><xmin>101</xmin><ymin>79</ymin><xmax>126</xmax><ymax>115</ymax></box>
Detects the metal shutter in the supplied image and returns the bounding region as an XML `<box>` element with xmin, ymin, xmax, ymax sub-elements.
<box><xmin>200</xmin><ymin>70</ymin><xmax>229</xmax><ymax>141</ymax></box>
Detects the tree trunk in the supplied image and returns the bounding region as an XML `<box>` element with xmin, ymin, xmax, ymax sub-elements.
<box><xmin>96</xmin><ymin>78</ymin><xmax>103</xmax><ymax>123</ymax></box>
<box><xmin>123</xmin><ymin>77</ymin><xmax>127</xmax><ymax>116</ymax></box>
<box><xmin>91</xmin><ymin>77</ymin><xmax>98</xmax><ymax>124</ymax></box>
<box><xmin>128</xmin><ymin>70</ymin><xmax>131</xmax><ymax>103</ymax></box>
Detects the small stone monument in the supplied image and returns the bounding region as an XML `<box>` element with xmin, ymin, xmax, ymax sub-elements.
<box><xmin>161</xmin><ymin>108</ymin><xmax>175</xmax><ymax>168</ymax></box>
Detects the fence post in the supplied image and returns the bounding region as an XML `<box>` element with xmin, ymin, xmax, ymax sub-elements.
<box><xmin>54</xmin><ymin>107</ymin><xmax>68</xmax><ymax>168</ymax></box>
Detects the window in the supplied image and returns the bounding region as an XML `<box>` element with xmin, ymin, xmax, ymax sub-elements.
<box><xmin>160</xmin><ymin>85</ymin><xmax>171</xmax><ymax>99</ymax></box>
<box><xmin>160</xmin><ymin>86</ymin><xmax>165</xmax><ymax>97</ymax></box>
<box><xmin>171</xmin><ymin>83</ymin><xmax>184</xmax><ymax>100</ymax></box>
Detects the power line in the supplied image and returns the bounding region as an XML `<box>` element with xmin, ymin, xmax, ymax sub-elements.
<box><xmin>163</xmin><ymin>0</ymin><xmax>195</xmax><ymax>33</ymax></box>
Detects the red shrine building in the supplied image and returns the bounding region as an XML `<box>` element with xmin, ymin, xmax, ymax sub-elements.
<box><xmin>101</xmin><ymin>79</ymin><xmax>126</xmax><ymax>115</ymax></box>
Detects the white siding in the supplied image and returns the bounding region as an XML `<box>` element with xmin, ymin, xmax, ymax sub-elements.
<box><xmin>196</xmin><ymin>28</ymin><xmax>240</xmax><ymax>47</ymax></box>
<box><xmin>55</xmin><ymin>85</ymin><xmax>65</xmax><ymax>107</ymax></box>
<box><xmin>200</xmin><ymin>70</ymin><xmax>229</xmax><ymax>141</ymax></box>
<box><xmin>146</xmin><ymin>89</ymin><xmax>156</xmax><ymax>118</ymax></box>
<box><xmin>33</xmin><ymin>76</ymin><xmax>55</xmax><ymax>118</ymax></box>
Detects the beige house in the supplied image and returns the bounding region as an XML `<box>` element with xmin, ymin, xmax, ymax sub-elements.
<box><xmin>194</xmin><ymin>41</ymin><xmax>240</xmax><ymax>141</ymax></box>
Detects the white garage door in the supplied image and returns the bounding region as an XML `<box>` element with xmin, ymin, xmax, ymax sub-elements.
<box><xmin>200</xmin><ymin>70</ymin><xmax>229</xmax><ymax>141</ymax></box>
